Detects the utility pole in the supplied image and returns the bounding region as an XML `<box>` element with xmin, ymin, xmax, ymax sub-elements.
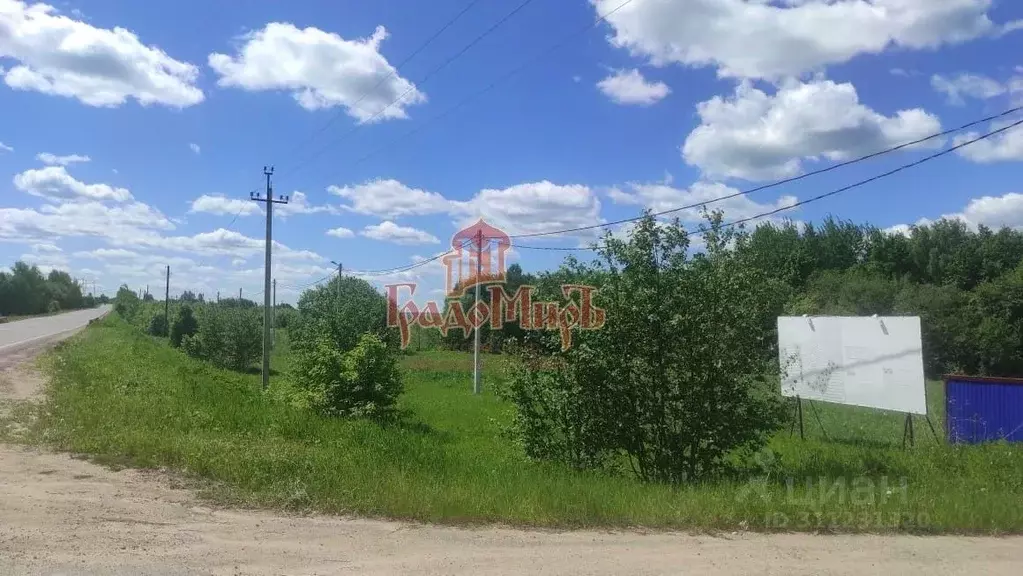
<box><xmin>216</xmin><ymin>291</ymin><xmax>220</xmax><ymax>304</ymax></box>
<box><xmin>473</xmin><ymin>229</ymin><xmax>483</xmax><ymax>395</ymax></box>
<box><xmin>330</xmin><ymin>260</ymin><xmax>343</xmax><ymax>316</ymax></box>
<box><xmin>271</xmin><ymin>278</ymin><xmax>276</xmax><ymax>349</ymax></box>
<box><xmin>250</xmin><ymin>166</ymin><xmax>288</xmax><ymax>391</ymax></box>
<box><xmin>239</xmin><ymin>287</ymin><xmax>243</xmax><ymax>301</ymax></box>
<box><xmin>164</xmin><ymin>265</ymin><xmax>170</xmax><ymax>330</ymax></box>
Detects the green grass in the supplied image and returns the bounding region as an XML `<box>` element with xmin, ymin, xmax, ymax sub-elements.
<box><xmin>27</xmin><ymin>316</ymin><xmax>1023</xmax><ymax>533</ymax></box>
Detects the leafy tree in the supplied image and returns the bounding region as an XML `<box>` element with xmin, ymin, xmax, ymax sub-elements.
<box><xmin>786</xmin><ymin>267</ymin><xmax>901</xmax><ymax>316</ymax></box>
<box><xmin>114</xmin><ymin>285</ymin><xmax>141</xmax><ymax>321</ymax></box>
<box><xmin>148</xmin><ymin>313</ymin><xmax>169</xmax><ymax>337</ymax></box>
<box><xmin>290</xmin><ymin>276</ymin><xmax>403</xmax><ymax>417</ymax></box>
<box><xmin>180</xmin><ymin>306</ymin><xmax>261</xmax><ymax>371</ymax></box>
<box><xmin>298</xmin><ymin>333</ymin><xmax>403</xmax><ymax>418</ymax></box>
<box><xmin>504</xmin><ymin>213</ymin><xmax>788</xmax><ymax>482</ymax></box>
<box><xmin>170</xmin><ymin>305</ymin><xmax>199</xmax><ymax>348</ymax></box>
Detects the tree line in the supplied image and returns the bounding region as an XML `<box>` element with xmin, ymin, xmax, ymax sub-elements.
<box><xmin>0</xmin><ymin>261</ymin><xmax>105</xmax><ymax>317</ymax></box>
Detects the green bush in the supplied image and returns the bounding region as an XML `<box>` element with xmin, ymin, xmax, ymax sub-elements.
<box><xmin>181</xmin><ymin>306</ymin><xmax>261</xmax><ymax>371</ymax></box>
<box><xmin>274</xmin><ymin>306</ymin><xmax>298</xmax><ymax>330</ymax></box>
<box><xmin>300</xmin><ymin>332</ymin><xmax>402</xmax><ymax>418</ymax></box>
<box><xmin>289</xmin><ymin>276</ymin><xmax>403</xmax><ymax>417</ymax></box>
<box><xmin>113</xmin><ymin>285</ymin><xmax>141</xmax><ymax>321</ymax></box>
<box><xmin>147</xmin><ymin>313</ymin><xmax>169</xmax><ymax>337</ymax></box>
<box><xmin>170</xmin><ymin>305</ymin><xmax>198</xmax><ymax>348</ymax></box>
<box><xmin>504</xmin><ymin>213</ymin><xmax>788</xmax><ymax>483</ymax></box>
<box><xmin>46</xmin><ymin>300</ymin><xmax>61</xmax><ymax>314</ymax></box>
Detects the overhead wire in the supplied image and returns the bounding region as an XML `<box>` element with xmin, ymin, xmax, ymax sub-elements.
<box><xmin>285</xmin><ymin>0</ymin><xmax>637</xmax><ymax>190</ymax></box>
<box><xmin>278</xmin><ymin>0</ymin><xmax>487</xmax><ymax>166</ymax></box>
<box><xmin>277</xmin><ymin>0</ymin><xmax>539</xmax><ymax>179</ymax></box>
<box><xmin>497</xmin><ymin>117</ymin><xmax>1023</xmax><ymax>252</ymax></box>
<box><xmin>508</xmin><ymin>104</ymin><xmax>1023</xmax><ymax>240</ymax></box>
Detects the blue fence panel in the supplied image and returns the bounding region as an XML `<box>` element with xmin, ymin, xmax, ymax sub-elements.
<box><xmin>945</xmin><ymin>375</ymin><xmax>1023</xmax><ymax>445</ymax></box>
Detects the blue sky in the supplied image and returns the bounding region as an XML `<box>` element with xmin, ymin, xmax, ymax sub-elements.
<box><xmin>2</xmin><ymin>0</ymin><xmax>1023</xmax><ymax>303</ymax></box>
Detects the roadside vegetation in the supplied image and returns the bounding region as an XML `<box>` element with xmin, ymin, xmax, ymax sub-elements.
<box><xmin>0</xmin><ymin>261</ymin><xmax>106</xmax><ymax>319</ymax></box>
<box><xmin>25</xmin><ymin>213</ymin><xmax>1023</xmax><ymax>533</ymax></box>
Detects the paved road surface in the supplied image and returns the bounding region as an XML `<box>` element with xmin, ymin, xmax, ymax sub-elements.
<box><xmin>1</xmin><ymin>306</ymin><xmax>1022</xmax><ymax>575</ymax></box>
<box><xmin>0</xmin><ymin>306</ymin><xmax>110</xmax><ymax>361</ymax></box>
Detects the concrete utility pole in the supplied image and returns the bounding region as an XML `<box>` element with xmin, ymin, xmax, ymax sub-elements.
<box><xmin>164</xmin><ymin>265</ymin><xmax>170</xmax><ymax>329</ymax></box>
<box><xmin>473</xmin><ymin>229</ymin><xmax>483</xmax><ymax>395</ymax></box>
<box><xmin>271</xmin><ymin>278</ymin><xmax>276</xmax><ymax>349</ymax></box>
<box><xmin>239</xmin><ymin>287</ymin><xmax>243</xmax><ymax>301</ymax></box>
<box><xmin>250</xmin><ymin>166</ymin><xmax>289</xmax><ymax>391</ymax></box>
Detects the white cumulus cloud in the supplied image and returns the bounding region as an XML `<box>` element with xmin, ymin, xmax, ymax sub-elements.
<box><xmin>208</xmin><ymin>23</ymin><xmax>424</xmax><ymax>121</ymax></box>
<box><xmin>954</xmin><ymin>119</ymin><xmax>1023</xmax><ymax>163</ymax></box>
<box><xmin>36</xmin><ymin>152</ymin><xmax>90</xmax><ymax>166</ymax></box>
<box><xmin>14</xmin><ymin>165</ymin><xmax>132</xmax><ymax>202</ymax></box>
<box><xmin>361</xmin><ymin>221</ymin><xmax>439</xmax><ymax>245</ymax></box>
<box><xmin>0</xmin><ymin>141</ymin><xmax>13</xmax><ymax>152</ymax></box>
<box><xmin>329</xmin><ymin>178</ymin><xmax>452</xmax><ymax>218</ymax></box>
<box><xmin>276</xmin><ymin>191</ymin><xmax>338</xmax><ymax>218</ymax></box>
<box><xmin>0</xmin><ymin>0</ymin><xmax>204</xmax><ymax>107</ymax></box>
<box><xmin>608</xmin><ymin>180</ymin><xmax>798</xmax><ymax>225</ymax></box>
<box><xmin>682</xmin><ymin>78</ymin><xmax>942</xmax><ymax>181</ymax></box>
<box><xmin>596</xmin><ymin>68</ymin><xmax>670</xmax><ymax>106</ymax></box>
<box><xmin>326</xmin><ymin>226</ymin><xmax>354</xmax><ymax>238</ymax></box>
<box><xmin>591</xmin><ymin>0</ymin><xmax>1003</xmax><ymax>80</ymax></box>
<box><xmin>189</xmin><ymin>194</ymin><xmax>261</xmax><ymax>217</ymax></box>
<box><xmin>189</xmin><ymin>142</ymin><xmax>200</xmax><ymax>155</ymax></box>
<box><xmin>931</xmin><ymin>73</ymin><xmax>1009</xmax><ymax>105</ymax></box>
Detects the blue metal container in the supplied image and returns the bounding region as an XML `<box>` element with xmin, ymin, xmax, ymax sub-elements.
<box><xmin>945</xmin><ymin>375</ymin><xmax>1023</xmax><ymax>444</ymax></box>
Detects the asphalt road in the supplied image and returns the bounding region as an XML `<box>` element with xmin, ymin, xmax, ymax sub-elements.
<box><xmin>0</xmin><ymin>305</ymin><xmax>111</xmax><ymax>355</ymax></box>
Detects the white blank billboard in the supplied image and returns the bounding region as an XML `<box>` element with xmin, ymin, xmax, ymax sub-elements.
<box><xmin>777</xmin><ymin>316</ymin><xmax>927</xmax><ymax>415</ymax></box>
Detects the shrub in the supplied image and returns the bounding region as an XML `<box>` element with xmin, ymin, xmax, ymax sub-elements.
<box><xmin>170</xmin><ymin>305</ymin><xmax>199</xmax><ymax>348</ymax></box>
<box><xmin>147</xmin><ymin>313</ymin><xmax>169</xmax><ymax>337</ymax></box>
<box><xmin>114</xmin><ymin>285</ymin><xmax>141</xmax><ymax>321</ymax></box>
<box><xmin>274</xmin><ymin>306</ymin><xmax>298</xmax><ymax>330</ymax></box>
<box><xmin>503</xmin><ymin>213</ymin><xmax>788</xmax><ymax>483</ymax></box>
<box><xmin>46</xmin><ymin>300</ymin><xmax>61</xmax><ymax>314</ymax></box>
<box><xmin>289</xmin><ymin>276</ymin><xmax>402</xmax><ymax>416</ymax></box>
<box><xmin>181</xmin><ymin>307</ymin><xmax>261</xmax><ymax>371</ymax></box>
<box><xmin>220</xmin><ymin>307</ymin><xmax>262</xmax><ymax>371</ymax></box>
<box><xmin>300</xmin><ymin>332</ymin><xmax>402</xmax><ymax>418</ymax></box>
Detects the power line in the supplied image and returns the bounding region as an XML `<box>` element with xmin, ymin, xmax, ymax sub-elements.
<box><xmin>508</xmin><ymin>104</ymin><xmax>1023</xmax><ymax>240</ymax></box>
<box><xmin>353</xmin><ymin>239</ymin><xmax>474</xmax><ymax>277</ymax></box>
<box><xmin>278</xmin><ymin>0</ymin><xmax>539</xmax><ymax>179</ymax></box>
<box><xmin>501</xmin><ymin>117</ymin><xmax>1023</xmax><ymax>252</ymax></box>
<box><xmin>287</xmin><ymin>0</ymin><xmax>636</xmax><ymax>190</ymax></box>
<box><xmin>278</xmin><ymin>0</ymin><xmax>487</xmax><ymax>170</ymax></box>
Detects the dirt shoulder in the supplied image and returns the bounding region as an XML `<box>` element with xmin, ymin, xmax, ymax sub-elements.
<box><xmin>1</xmin><ymin>334</ymin><xmax>1022</xmax><ymax>575</ymax></box>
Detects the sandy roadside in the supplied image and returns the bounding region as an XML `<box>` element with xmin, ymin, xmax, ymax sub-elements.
<box><xmin>1</xmin><ymin>331</ymin><xmax>1021</xmax><ymax>575</ymax></box>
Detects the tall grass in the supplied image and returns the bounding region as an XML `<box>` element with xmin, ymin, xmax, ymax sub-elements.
<box><xmin>32</xmin><ymin>316</ymin><xmax>1023</xmax><ymax>533</ymax></box>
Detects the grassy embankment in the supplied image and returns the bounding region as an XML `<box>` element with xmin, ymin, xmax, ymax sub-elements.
<box><xmin>20</xmin><ymin>315</ymin><xmax>1023</xmax><ymax>533</ymax></box>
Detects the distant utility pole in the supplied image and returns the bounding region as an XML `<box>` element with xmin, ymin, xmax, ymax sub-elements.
<box><xmin>164</xmin><ymin>265</ymin><xmax>170</xmax><ymax>329</ymax></box>
<box><xmin>330</xmin><ymin>260</ymin><xmax>343</xmax><ymax>315</ymax></box>
<box><xmin>473</xmin><ymin>229</ymin><xmax>483</xmax><ymax>395</ymax></box>
<box><xmin>250</xmin><ymin>166</ymin><xmax>289</xmax><ymax>392</ymax></box>
<box><xmin>216</xmin><ymin>291</ymin><xmax>220</xmax><ymax>304</ymax></box>
<box><xmin>239</xmin><ymin>287</ymin><xmax>243</xmax><ymax>301</ymax></box>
